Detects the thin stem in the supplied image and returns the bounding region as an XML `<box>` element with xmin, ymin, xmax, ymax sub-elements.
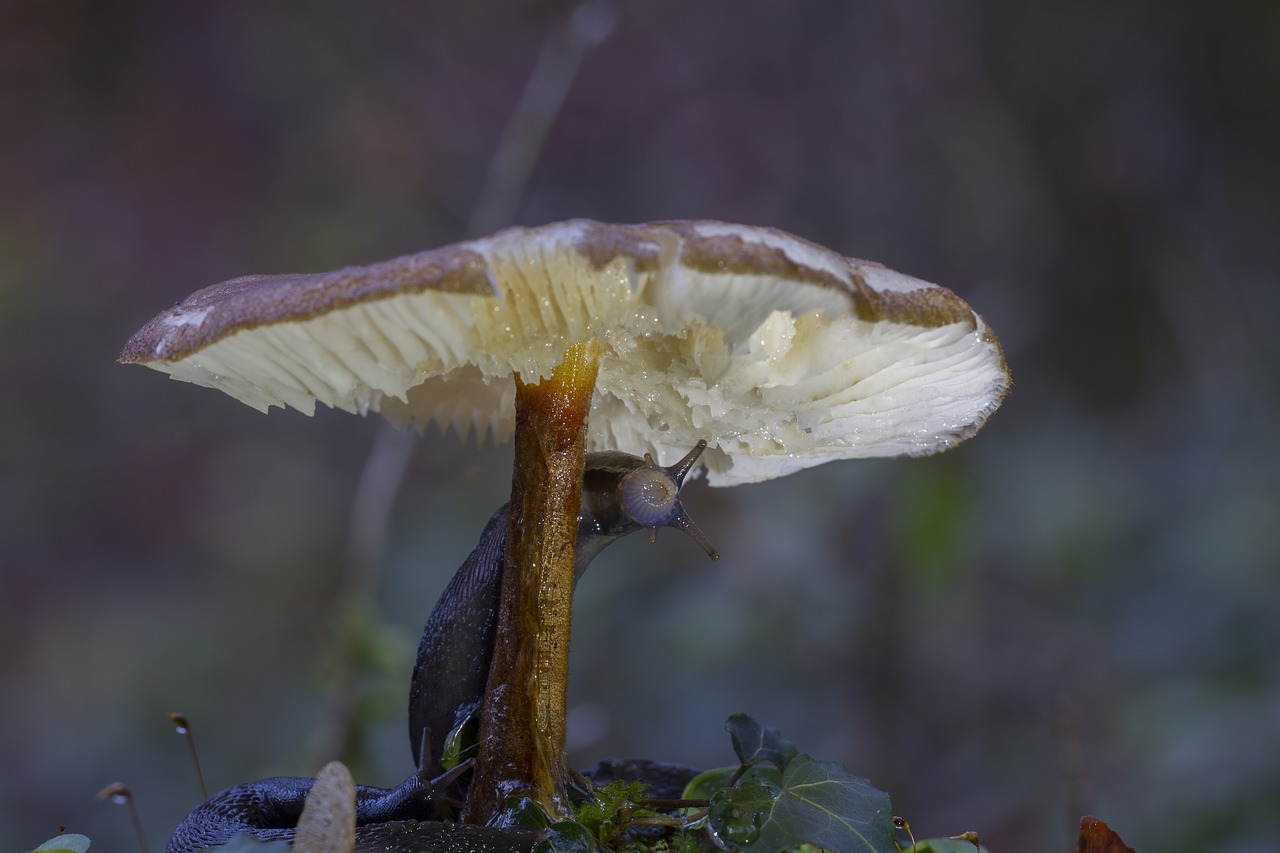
<box><xmin>468</xmin><ymin>1</ymin><xmax>617</xmax><ymax>236</ymax></box>
<box><xmin>168</xmin><ymin>712</ymin><xmax>207</xmax><ymax>800</ymax></box>
<box><xmin>464</xmin><ymin>340</ymin><xmax>604</xmax><ymax>822</ymax></box>
<box><xmin>97</xmin><ymin>783</ymin><xmax>150</xmax><ymax>853</ymax></box>
<box><xmin>627</xmin><ymin>814</ymin><xmax>707</xmax><ymax>828</ymax></box>
<box><xmin>642</xmin><ymin>798</ymin><xmax>711</xmax><ymax>811</ymax></box>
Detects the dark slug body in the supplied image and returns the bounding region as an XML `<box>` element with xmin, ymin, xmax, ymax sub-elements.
<box><xmin>408</xmin><ymin>449</ymin><xmax>708</xmax><ymax>779</ymax></box>
<box><xmin>408</xmin><ymin>504</ymin><xmax>510</xmax><ymax>778</ymax></box>
<box><xmin>166</xmin><ymin>774</ymin><xmax>540</xmax><ymax>853</ymax></box>
<box><xmin>167</xmin><ymin>447</ymin><xmax>712</xmax><ymax>853</ymax></box>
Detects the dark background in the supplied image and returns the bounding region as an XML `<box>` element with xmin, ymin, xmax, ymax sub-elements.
<box><xmin>3</xmin><ymin>2</ymin><xmax>1278</xmax><ymax>851</ymax></box>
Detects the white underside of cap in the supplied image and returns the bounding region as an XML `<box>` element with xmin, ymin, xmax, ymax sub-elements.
<box><xmin>142</xmin><ymin>221</ymin><xmax>1008</xmax><ymax>485</ymax></box>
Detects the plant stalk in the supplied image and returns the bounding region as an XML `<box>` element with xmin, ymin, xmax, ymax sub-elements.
<box><xmin>464</xmin><ymin>339</ymin><xmax>604</xmax><ymax>822</ymax></box>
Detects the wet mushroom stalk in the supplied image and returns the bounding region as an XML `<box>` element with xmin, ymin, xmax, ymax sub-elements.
<box><xmin>469</xmin><ymin>339</ymin><xmax>604</xmax><ymax>820</ymax></box>
<box><xmin>120</xmin><ymin>219</ymin><xmax>1010</xmax><ymax>836</ymax></box>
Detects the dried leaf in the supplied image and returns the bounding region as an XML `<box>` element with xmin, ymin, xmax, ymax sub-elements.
<box><xmin>293</xmin><ymin>761</ymin><xmax>356</xmax><ymax>853</ymax></box>
<box><xmin>1077</xmin><ymin>816</ymin><xmax>1135</xmax><ymax>853</ymax></box>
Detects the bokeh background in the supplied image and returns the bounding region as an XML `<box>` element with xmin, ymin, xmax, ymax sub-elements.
<box><xmin>3</xmin><ymin>2</ymin><xmax>1278</xmax><ymax>851</ymax></box>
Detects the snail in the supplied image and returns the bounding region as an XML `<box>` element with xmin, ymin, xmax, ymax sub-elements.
<box><xmin>166</xmin><ymin>443</ymin><xmax>717</xmax><ymax>853</ymax></box>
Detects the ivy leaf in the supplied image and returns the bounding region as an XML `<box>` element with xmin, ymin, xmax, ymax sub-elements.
<box><xmin>746</xmin><ymin>755</ymin><xmax>895</xmax><ymax>853</ymax></box>
<box><xmin>682</xmin><ymin>766</ymin><xmax>737</xmax><ymax>801</ymax></box>
<box><xmin>535</xmin><ymin>820</ymin><xmax>595</xmax><ymax>853</ymax></box>
<box><xmin>497</xmin><ymin>796</ymin><xmax>550</xmax><ymax>831</ymax></box>
<box><xmin>725</xmin><ymin>713</ymin><xmax>798</xmax><ymax>769</ymax></box>
<box><xmin>710</xmin><ymin>776</ymin><xmax>779</xmax><ymax>846</ymax></box>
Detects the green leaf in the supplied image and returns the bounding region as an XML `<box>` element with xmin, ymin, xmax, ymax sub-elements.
<box><xmin>745</xmin><ymin>755</ymin><xmax>895</xmax><ymax>853</ymax></box>
<box><xmin>441</xmin><ymin>703</ymin><xmax>479</xmax><ymax>770</ymax></box>
<box><xmin>574</xmin><ymin>779</ymin><xmax>651</xmax><ymax>840</ymax></box>
<box><xmin>496</xmin><ymin>796</ymin><xmax>551</xmax><ymax>831</ymax></box>
<box><xmin>30</xmin><ymin>836</ymin><xmax>90</xmax><ymax>853</ymax></box>
<box><xmin>710</xmin><ymin>776</ymin><xmax>778</xmax><ymax>846</ymax></box>
<box><xmin>681</xmin><ymin>766</ymin><xmax>737</xmax><ymax>801</ymax></box>
<box><xmin>535</xmin><ymin>820</ymin><xmax>595</xmax><ymax>853</ymax></box>
<box><xmin>725</xmin><ymin>713</ymin><xmax>798</xmax><ymax>769</ymax></box>
<box><xmin>903</xmin><ymin>840</ymin><xmax>986</xmax><ymax>853</ymax></box>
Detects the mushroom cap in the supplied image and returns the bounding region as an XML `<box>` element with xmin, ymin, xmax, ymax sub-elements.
<box><xmin>121</xmin><ymin>220</ymin><xmax>1009</xmax><ymax>486</ymax></box>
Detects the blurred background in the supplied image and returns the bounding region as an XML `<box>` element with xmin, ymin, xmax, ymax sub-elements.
<box><xmin>3</xmin><ymin>2</ymin><xmax>1278</xmax><ymax>851</ymax></box>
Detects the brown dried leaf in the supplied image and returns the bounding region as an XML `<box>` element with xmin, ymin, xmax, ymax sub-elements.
<box><xmin>1077</xmin><ymin>816</ymin><xmax>1135</xmax><ymax>853</ymax></box>
<box><xmin>294</xmin><ymin>761</ymin><xmax>356</xmax><ymax>853</ymax></box>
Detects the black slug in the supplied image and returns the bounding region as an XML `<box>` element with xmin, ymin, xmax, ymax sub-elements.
<box><xmin>166</xmin><ymin>443</ymin><xmax>716</xmax><ymax>853</ymax></box>
<box><xmin>409</xmin><ymin>442</ymin><xmax>718</xmax><ymax>779</ymax></box>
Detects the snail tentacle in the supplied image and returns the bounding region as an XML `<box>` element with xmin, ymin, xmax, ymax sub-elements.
<box><xmin>616</xmin><ymin>441</ymin><xmax>719</xmax><ymax>560</ymax></box>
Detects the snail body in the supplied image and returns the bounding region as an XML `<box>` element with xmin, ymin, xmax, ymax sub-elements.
<box><xmin>166</xmin><ymin>444</ymin><xmax>715</xmax><ymax>853</ymax></box>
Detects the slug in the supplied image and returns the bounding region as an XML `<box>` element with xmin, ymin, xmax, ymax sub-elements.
<box><xmin>166</xmin><ymin>443</ymin><xmax>716</xmax><ymax>853</ymax></box>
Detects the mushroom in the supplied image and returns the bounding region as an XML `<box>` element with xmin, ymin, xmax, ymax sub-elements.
<box><xmin>121</xmin><ymin>219</ymin><xmax>1009</xmax><ymax>820</ymax></box>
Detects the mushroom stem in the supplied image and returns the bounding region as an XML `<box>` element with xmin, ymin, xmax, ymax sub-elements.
<box><xmin>464</xmin><ymin>339</ymin><xmax>604</xmax><ymax>822</ymax></box>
